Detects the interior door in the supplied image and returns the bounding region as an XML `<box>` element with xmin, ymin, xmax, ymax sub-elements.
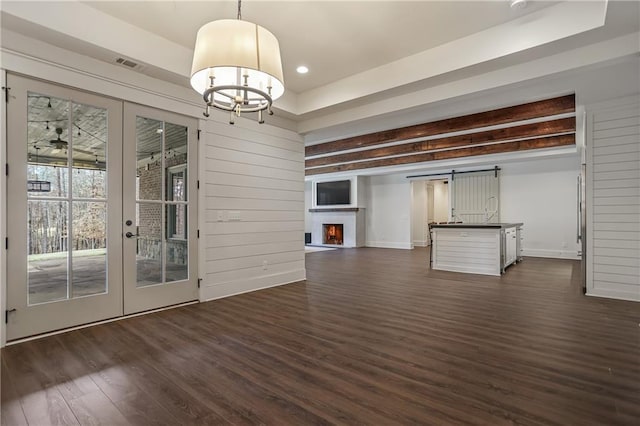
<box><xmin>6</xmin><ymin>74</ymin><xmax>123</xmax><ymax>340</ymax></box>
<box><xmin>122</xmin><ymin>103</ymin><xmax>198</xmax><ymax>314</ymax></box>
<box><xmin>450</xmin><ymin>171</ymin><xmax>500</xmax><ymax>223</ymax></box>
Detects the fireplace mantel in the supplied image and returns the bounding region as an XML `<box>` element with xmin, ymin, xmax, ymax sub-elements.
<box><xmin>309</xmin><ymin>208</ymin><xmax>360</xmax><ymax>213</ymax></box>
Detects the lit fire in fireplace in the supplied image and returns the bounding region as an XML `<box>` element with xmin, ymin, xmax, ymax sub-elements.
<box><xmin>323</xmin><ymin>224</ymin><xmax>344</xmax><ymax>245</ymax></box>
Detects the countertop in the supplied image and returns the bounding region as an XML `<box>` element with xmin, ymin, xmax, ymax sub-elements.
<box><xmin>429</xmin><ymin>223</ymin><xmax>523</xmax><ymax>229</ymax></box>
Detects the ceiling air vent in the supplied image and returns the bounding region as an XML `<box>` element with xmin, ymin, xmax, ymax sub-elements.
<box><xmin>115</xmin><ymin>57</ymin><xmax>138</xmax><ymax>68</ymax></box>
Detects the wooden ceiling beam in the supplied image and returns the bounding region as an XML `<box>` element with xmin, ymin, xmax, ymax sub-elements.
<box><xmin>305</xmin><ymin>134</ymin><xmax>575</xmax><ymax>176</ymax></box>
<box><xmin>305</xmin><ymin>94</ymin><xmax>575</xmax><ymax>157</ymax></box>
<box><xmin>306</xmin><ymin>117</ymin><xmax>575</xmax><ymax>168</ymax></box>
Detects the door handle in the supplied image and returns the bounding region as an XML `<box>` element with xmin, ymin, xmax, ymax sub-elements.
<box><xmin>577</xmin><ymin>175</ymin><xmax>582</xmax><ymax>243</ymax></box>
<box><xmin>125</xmin><ymin>231</ymin><xmax>137</xmax><ymax>239</ymax></box>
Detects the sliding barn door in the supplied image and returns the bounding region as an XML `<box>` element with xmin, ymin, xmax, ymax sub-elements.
<box><xmin>450</xmin><ymin>171</ymin><xmax>500</xmax><ymax>223</ymax></box>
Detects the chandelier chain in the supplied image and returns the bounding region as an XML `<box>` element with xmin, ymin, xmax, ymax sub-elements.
<box><xmin>237</xmin><ymin>0</ymin><xmax>242</xmax><ymax>20</ymax></box>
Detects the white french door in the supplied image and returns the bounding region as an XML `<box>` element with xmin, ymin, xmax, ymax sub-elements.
<box><xmin>6</xmin><ymin>75</ymin><xmax>123</xmax><ymax>340</ymax></box>
<box><xmin>122</xmin><ymin>103</ymin><xmax>198</xmax><ymax>314</ymax></box>
<box><xmin>5</xmin><ymin>75</ymin><xmax>198</xmax><ymax>340</ymax></box>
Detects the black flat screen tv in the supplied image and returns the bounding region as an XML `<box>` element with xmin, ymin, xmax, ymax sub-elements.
<box><xmin>316</xmin><ymin>180</ymin><xmax>351</xmax><ymax>205</ymax></box>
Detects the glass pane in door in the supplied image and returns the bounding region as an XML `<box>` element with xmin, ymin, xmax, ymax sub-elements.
<box><xmin>72</xmin><ymin>102</ymin><xmax>107</xmax><ymax>198</ymax></box>
<box><xmin>27</xmin><ymin>93</ymin><xmax>70</xmax><ymax>305</ymax></box>
<box><xmin>164</xmin><ymin>122</ymin><xmax>189</xmax><ymax>283</ymax></box>
<box><xmin>72</xmin><ymin>202</ymin><xmax>107</xmax><ymax>297</ymax></box>
<box><xmin>27</xmin><ymin>200</ymin><xmax>69</xmax><ymax>304</ymax></box>
<box><xmin>27</xmin><ymin>94</ymin><xmax>69</xmax><ymax>198</ymax></box>
<box><xmin>25</xmin><ymin>93</ymin><xmax>112</xmax><ymax>305</ymax></box>
<box><xmin>136</xmin><ymin>117</ymin><xmax>163</xmax><ymax>201</ymax></box>
<box><xmin>71</xmin><ymin>102</ymin><xmax>109</xmax><ymax>298</ymax></box>
<box><xmin>136</xmin><ymin>202</ymin><xmax>163</xmax><ymax>287</ymax></box>
<box><xmin>166</xmin><ymin>204</ymin><xmax>188</xmax><ymax>282</ymax></box>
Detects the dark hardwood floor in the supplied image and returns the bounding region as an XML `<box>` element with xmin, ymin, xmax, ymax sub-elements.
<box><xmin>2</xmin><ymin>248</ymin><xmax>639</xmax><ymax>425</ymax></box>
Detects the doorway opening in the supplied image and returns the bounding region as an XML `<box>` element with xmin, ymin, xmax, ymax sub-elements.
<box><xmin>411</xmin><ymin>179</ymin><xmax>449</xmax><ymax>247</ymax></box>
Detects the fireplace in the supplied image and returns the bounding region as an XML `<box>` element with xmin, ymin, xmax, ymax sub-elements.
<box><xmin>309</xmin><ymin>208</ymin><xmax>365</xmax><ymax>248</ymax></box>
<box><xmin>323</xmin><ymin>224</ymin><xmax>344</xmax><ymax>245</ymax></box>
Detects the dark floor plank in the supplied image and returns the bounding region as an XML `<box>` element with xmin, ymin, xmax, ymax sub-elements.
<box><xmin>1</xmin><ymin>355</ymin><xmax>28</xmax><ymax>426</ymax></box>
<box><xmin>117</xmin><ymin>316</ymin><xmax>332</xmax><ymax>425</ymax></box>
<box><xmin>66</xmin><ymin>391</ymin><xmax>130</xmax><ymax>426</ymax></box>
<box><xmin>57</xmin><ymin>330</ymin><xmax>183</xmax><ymax>426</ymax></box>
<box><xmin>110</xmin><ymin>391</ymin><xmax>195</xmax><ymax>426</ymax></box>
<box><xmin>2</xmin><ymin>248</ymin><xmax>639</xmax><ymax>425</ymax></box>
<box><xmin>2</xmin><ymin>341</ymin><xmax>80</xmax><ymax>425</ymax></box>
<box><xmin>79</xmin><ymin>324</ymin><xmax>223</xmax><ymax>424</ymax></box>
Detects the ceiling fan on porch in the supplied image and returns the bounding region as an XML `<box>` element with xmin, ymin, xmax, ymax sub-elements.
<box><xmin>46</xmin><ymin>127</ymin><xmax>97</xmax><ymax>156</ymax></box>
<box><xmin>49</xmin><ymin>127</ymin><xmax>68</xmax><ymax>150</ymax></box>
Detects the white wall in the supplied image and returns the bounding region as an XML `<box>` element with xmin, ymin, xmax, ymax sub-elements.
<box><xmin>433</xmin><ymin>181</ymin><xmax>449</xmax><ymax>222</ymax></box>
<box><xmin>0</xmin><ymin>30</ymin><xmax>305</xmax><ymax>345</ymax></box>
<box><xmin>586</xmin><ymin>96</ymin><xmax>640</xmax><ymax>302</ymax></box>
<box><xmin>351</xmin><ymin>157</ymin><xmax>581</xmax><ymax>258</ymax></box>
<box><xmin>304</xmin><ymin>180</ymin><xmax>312</xmax><ymax>233</ymax></box>
<box><xmin>411</xmin><ymin>181</ymin><xmax>428</xmax><ymax>246</ymax></box>
<box><xmin>500</xmin><ymin>156</ymin><xmax>581</xmax><ymax>259</ymax></box>
<box><xmin>200</xmin><ymin>120</ymin><xmax>306</xmax><ymax>301</ymax></box>
<box><xmin>366</xmin><ymin>174</ymin><xmax>412</xmax><ymax>249</ymax></box>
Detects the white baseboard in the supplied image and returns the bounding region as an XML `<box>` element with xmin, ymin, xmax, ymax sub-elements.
<box><xmin>586</xmin><ymin>289</ymin><xmax>640</xmax><ymax>302</ymax></box>
<box><xmin>366</xmin><ymin>241</ymin><xmax>413</xmax><ymax>250</ymax></box>
<box><xmin>522</xmin><ymin>248</ymin><xmax>581</xmax><ymax>260</ymax></box>
<box><xmin>200</xmin><ymin>269</ymin><xmax>306</xmax><ymax>302</ymax></box>
<box><xmin>412</xmin><ymin>240</ymin><xmax>429</xmax><ymax>247</ymax></box>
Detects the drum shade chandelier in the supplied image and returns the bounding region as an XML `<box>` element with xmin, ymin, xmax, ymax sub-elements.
<box><xmin>190</xmin><ymin>0</ymin><xmax>285</xmax><ymax>124</ymax></box>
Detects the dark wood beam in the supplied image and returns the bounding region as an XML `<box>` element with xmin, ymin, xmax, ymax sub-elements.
<box><xmin>305</xmin><ymin>94</ymin><xmax>575</xmax><ymax>157</ymax></box>
<box><xmin>306</xmin><ymin>117</ymin><xmax>575</xmax><ymax>168</ymax></box>
<box><xmin>305</xmin><ymin>134</ymin><xmax>575</xmax><ymax>175</ymax></box>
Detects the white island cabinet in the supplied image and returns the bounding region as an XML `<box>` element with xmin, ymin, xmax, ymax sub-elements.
<box><xmin>430</xmin><ymin>223</ymin><xmax>523</xmax><ymax>276</ymax></box>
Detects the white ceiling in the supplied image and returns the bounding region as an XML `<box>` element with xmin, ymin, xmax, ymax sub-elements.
<box><xmin>1</xmin><ymin>0</ymin><xmax>639</xmax><ymax>141</ymax></box>
<box><xmin>83</xmin><ymin>1</ymin><xmax>558</xmax><ymax>94</ymax></box>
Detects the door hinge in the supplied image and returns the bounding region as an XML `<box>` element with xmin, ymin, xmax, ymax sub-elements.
<box><xmin>197</xmin><ymin>229</ymin><xmax>200</xmax><ymax>239</ymax></box>
<box><xmin>197</xmin><ymin>278</ymin><xmax>202</xmax><ymax>289</ymax></box>
<box><xmin>5</xmin><ymin>163</ymin><xmax>8</xmax><ymax>176</ymax></box>
<box><xmin>5</xmin><ymin>308</ymin><xmax>16</xmax><ymax>324</ymax></box>
<box><xmin>197</xmin><ymin>129</ymin><xmax>201</xmax><ymax>141</ymax></box>
<box><xmin>2</xmin><ymin>86</ymin><xmax>10</xmax><ymax>103</ymax></box>
<box><xmin>5</xmin><ymin>237</ymin><xmax>7</xmax><ymax>250</ymax></box>
<box><xmin>197</xmin><ymin>180</ymin><xmax>200</xmax><ymax>189</ymax></box>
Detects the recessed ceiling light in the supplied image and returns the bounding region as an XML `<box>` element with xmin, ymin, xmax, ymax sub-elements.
<box><xmin>296</xmin><ymin>65</ymin><xmax>309</xmax><ymax>74</ymax></box>
<box><xmin>510</xmin><ymin>0</ymin><xmax>527</xmax><ymax>10</ymax></box>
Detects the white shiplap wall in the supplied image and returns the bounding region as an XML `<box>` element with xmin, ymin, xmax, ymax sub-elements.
<box><xmin>200</xmin><ymin>119</ymin><xmax>306</xmax><ymax>301</ymax></box>
<box><xmin>587</xmin><ymin>96</ymin><xmax>640</xmax><ymax>302</ymax></box>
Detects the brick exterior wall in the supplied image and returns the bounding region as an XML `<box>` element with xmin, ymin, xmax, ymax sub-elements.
<box><xmin>137</xmin><ymin>153</ymin><xmax>188</xmax><ymax>267</ymax></box>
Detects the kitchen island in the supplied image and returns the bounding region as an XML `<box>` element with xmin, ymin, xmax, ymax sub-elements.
<box><xmin>429</xmin><ymin>223</ymin><xmax>523</xmax><ymax>276</ymax></box>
